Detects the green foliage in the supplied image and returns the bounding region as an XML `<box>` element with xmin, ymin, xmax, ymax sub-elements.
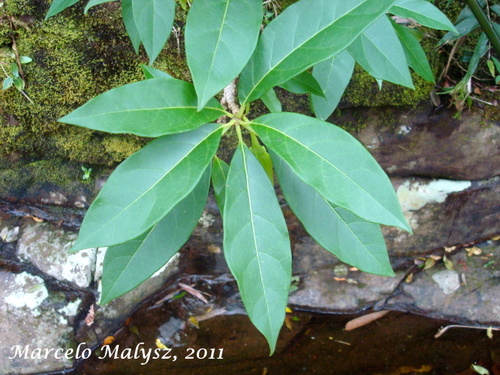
<box><xmin>1</xmin><ymin>50</ymin><xmax>33</xmax><ymax>103</ymax></box>
<box><xmin>436</xmin><ymin>0</ymin><xmax>500</xmax><ymax>111</ymax></box>
<box><xmin>46</xmin><ymin>0</ymin><xmax>454</xmax><ymax>353</ymax></box>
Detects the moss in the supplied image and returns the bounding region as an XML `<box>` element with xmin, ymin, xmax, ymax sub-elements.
<box><xmin>0</xmin><ymin>0</ymin><xmax>190</xmax><ymax>166</ymax></box>
<box><xmin>101</xmin><ymin>135</ymin><xmax>146</xmax><ymax>162</ymax></box>
<box><xmin>0</xmin><ymin>159</ymin><xmax>84</xmax><ymax>198</ymax></box>
<box><xmin>341</xmin><ymin>64</ymin><xmax>435</xmax><ymax>108</ymax></box>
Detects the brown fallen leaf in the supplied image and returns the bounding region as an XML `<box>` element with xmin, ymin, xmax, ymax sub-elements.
<box><xmin>178</xmin><ymin>282</ymin><xmax>209</xmax><ymax>303</ymax></box>
<box><xmin>345</xmin><ymin>310</ymin><xmax>390</xmax><ymax>331</ymax></box>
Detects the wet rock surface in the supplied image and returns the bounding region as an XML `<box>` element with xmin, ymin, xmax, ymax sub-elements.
<box><xmin>349</xmin><ymin>104</ymin><xmax>500</xmax><ymax>181</ymax></box>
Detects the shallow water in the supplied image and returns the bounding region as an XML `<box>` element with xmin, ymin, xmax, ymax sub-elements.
<box><xmin>70</xmin><ymin>308</ymin><xmax>499</xmax><ymax>375</ymax></box>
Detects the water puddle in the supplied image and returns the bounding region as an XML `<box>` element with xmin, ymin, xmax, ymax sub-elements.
<box><xmin>67</xmin><ymin>275</ymin><xmax>499</xmax><ymax>375</ymax></box>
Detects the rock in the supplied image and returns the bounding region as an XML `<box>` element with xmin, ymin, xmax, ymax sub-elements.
<box><xmin>0</xmin><ymin>225</ymin><xmax>19</xmax><ymax>243</ymax></box>
<box><xmin>17</xmin><ymin>221</ymin><xmax>95</xmax><ymax>288</ymax></box>
<box><xmin>0</xmin><ymin>271</ymin><xmax>81</xmax><ymax>375</ymax></box>
<box><xmin>387</xmin><ymin>240</ymin><xmax>500</xmax><ymax>325</ymax></box>
<box><xmin>432</xmin><ymin>270</ymin><xmax>461</xmax><ymax>295</ymax></box>
<box><xmin>75</xmin><ymin>248</ymin><xmax>181</xmax><ymax>347</ymax></box>
<box><xmin>352</xmin><ymin>105</ymin><xmax>500</xmax><ymax>180</ymax></box>
<box><xmin>385</xmin><ymin>176</ymin><xmax>500</xmax><ymax>256</ymax></box>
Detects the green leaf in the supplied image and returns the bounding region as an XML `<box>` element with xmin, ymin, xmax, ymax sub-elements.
<box><xmin>211</xmin><ymin>157</ymin><xmax>229</xmax><ymax>215</ymax></box>
<box><xmin>392</xmin><ymin>21</ymin><xmax>435</xmax><ymax>83</ymax></box>
<box><xmin>84</xmin><ymin>0</ymin><xmax>114</xmax><ymax>13</ymax></box>
<box><xmin>390</xmin><ymin>0</ymin><xmax>457</xmax><ymax>32</ymax></box>
<box><xmin>45</xmin><ymin>0</ymin><xmax>80</xmax><ymax>19</ymax></box>
<box><xmin>273</xmin><ymin>155</ymin><xmax>394</xmax><ymax>276</ymax></box>
<box><xmin>492</xmin><ymin>4</ymin><xmax>500</xmax><ymax>18</ymax></box>
<box><xmin>19</xmin><ymin>56</ymin><xmax>32</xmax><ymax>64</ymax></box>
<box><xmin>185</xmin><ymin>0</ymin><xmax>262</xmax><ymax>110</ymax></box>
<box><xmin>10</xmin><ymin>63</ymin><xmax>19</xmax><ymax>77</ymax></box>
<box><xmin>437</xmin><ymin>13</ymin><xmax>478</xmax><ymax>47</ymax></box>
<box><xmin>487</xmin><ymin>59</ymin><xmax>496</xmax><ymax>78</ymax></box>
<box><xmin>249</xmin><ymin>133</ymin><xmax>274</xmax><ymax>183</ymax></box>
<box><xmin>71</xmin><ymin>123</ymin><xmax>222</xmax><ymax>251</ymax></box>
<box><xmin>13</xmin><ymin>77</ymin><xmax>24</xmax><ymax>90</ymax></box>
<box><xmin>463</xmin><ymin>32</ymin><xmax>489</xmax><ymax>82</ymax></box>
<box><xmin>471</xmin><ymin>364</ymin><xmax>489</xmax><ymax>375</ymax></box>
<box><xmin>279</xmin><ymin>71</ymin><xmax>324</xmax><ymax>97</ymax></box>
<box><xmin>348</xmin><ymin>15</ymin><xmax>414</xmax><ymax>88</ymax></box>
<box><xmin>492</xmin><ymin>56</ymin><xmax>500</xmax><ymax>72</ymax></box>
<box><xmin>2</xmin><ymin>77</ymin><xmax>13</xmax><ymax>90</ymax></box>
<box><xmin>100</xmin><ymin>166</ymin><xmax>211</xmax><ymax>304</ymax></box>
<box><xmin>261</xmin><ymin>89</ymin><xmax>282</xmax><ymax>113</ymax></box>
<box><xmin>238</xmin><ymin>0</ymin><xmax>397</xmax><ymax>104</ymax></box>
<box><xmin>122</xmin><ymin>0</ymin><xmax>141</xmax><ymax>53</ymax></box>
<box><xmin>223</xmin><ymin>143</ymin><xmax>291</xmax><ymax>354</ymax></box>
<box><xmin>141</xmin><ymin>64</ymin><xmax>173</xmax><ymax>79</ymax></box>
<box><xmin>251</xmin><ymin>113</ymin><xmax>411</xmax><ymax>232</ymax></box>
<box><xmin>60</xmin><ymin>78</ymin><xmax>225</xmax><ymax>137</ymax></box>
<box><xmin>311</xmin><ymin>49</ymin><xmax>355</xmax><ymax>120</ymax></box>
<box><xmin>132</xmin><ymin>0</ymin><xmax>175</xmax><ymax>65</ymax></box>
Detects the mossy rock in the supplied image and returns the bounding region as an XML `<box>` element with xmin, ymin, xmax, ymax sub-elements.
<box><xmin>0</xmin><ymin>0</ymin><xmax>460</xmax><ymax>168</ymax></box>
<box><xmin>0</xmin><ymin>0</ymin><xmax>188</xmax><ymax>166</ymax></box>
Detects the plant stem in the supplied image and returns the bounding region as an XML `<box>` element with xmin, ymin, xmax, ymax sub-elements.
<box><xmin>465</xmin><ymin>0</ymin><xmax>500</xmax><ymax>55</ymax></box>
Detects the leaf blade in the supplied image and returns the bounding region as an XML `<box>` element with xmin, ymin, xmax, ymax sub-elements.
<box><xmin>391</xmin><ymin>21</ymin><xmax>435</xmax><ymax>83</ymax></box>
<box><xmin>211</xmin><ymin>156</ymin><xmax>229</xmax><ymax>215</ymax></box>
<box><xmin>261</xmin><ymin>89</ymin><xmax>282</xmax><ymax>113</ymax></box>
<box><xmin>279</xmin><ymin>71</ymin><xmax>324</xmax><ymax>97</ymax></box>
<box><xmin>60</xmin><ymin>79</ymin><xmax>225</xmax><ymax>137</ymax></box>
<box><xmin>132</xmin><ymin>0</ymin><xmax>175</xmax><ymax>65</ymax></box>
<box><xmin>252</xmin><ymin>113</ymin><xmax>411</xmax><ymax>232</ymax></box>
<box><xmin>186</xmin><ymin>0</ymin><xmax>262</xmax><ymax>110</ymax></box>
<box><xmin>141</xmin><ymin>65</ymin><xmax>173</xmax><ymax>80</ymax></box>
<box><xmin>223</xmin><ymin>143</ymin><xmax>291</xmax><ymax>354</ymax></box>
<box><xmin>238</xmin><ymin>0</ymin><xmax>397</xmax><ymax>104</ymax></box>
<box><xmin>273</xmin><ymin>155</ymin><xmax>394</xmax><ymax>276</ymax></box>
<box><xmin>71</xmin><ymin>124</ymin><xmax>222</xmax><ymax>251</ymax></box>
<box><xmin>390</xmin><ymin>0</ymin><xmax>457</xmax><ymax>32</ymax></box>
<box><xmin>45</xmin><ymin>0</ymin><xmax>80</xmax><ymax>19</ymax></box>
<box><xmin>100</xmin><ymin>166</ymin><xmax>211</xmax><ymax>304</ymax></box>
<box><xmin>122</xmin><ymin>0</ymin><xmax>141</xmax><ymax>53</ymax></box>
<box><xmin>311</xmin><ymin>49</ymin><xmax>355</xmax><ymax>120</ymax></box>
<box><xmin>347</xmin><ymin>15</ymin><xmax>414</xmax><ymax>88</ymax></box>
<box><xmin>84</xmin><ymin>0</ymin><xmax>115</xmax><ymax>14</ymax></box>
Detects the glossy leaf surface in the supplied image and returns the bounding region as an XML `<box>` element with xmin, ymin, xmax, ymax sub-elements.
<box><xmin>132</xmin><ymin>0</ymin><xmax>175</xmax><ymax>65</ymax></box>
<box><xmin>45</xmin><ymin>0</ymin><xmax>80</xmax><ymax>19</ymax></box>
<box><xmin>101</xmin><ymin>167</ymin><xmax>211</xmax><ymax>303</ymax></box>
<box><xmin>211</xmin><ymin>156</ymin><xmax>229</xmax><ymax>215</ymax></box>
<box><xmin>186</xmin><ymin>0</ymin><xmax>262</xmax><ymax>110</ymax></box>
<box><xmin>238</xmin><ymin>0</ymin><xmax>397</xmax><ymax>104</ymax></box>
<box><xmin>71</xmin><ymin>124</ymin><xmax>222</xmax><ymax>251</ymax></box>
<box><xmin>311</xmin><ymin>49</ymin><xmax>355</xmax><ymax>120</ymax></box>
<box><xmin>252</xmin><ymin>113</ymin><xmax>411</xmax><ymax>232</ymax></box>
<box><xmin>274</xmin><ymin>156</ymin><xmax>394</xmax><ymax>276</ymax></box>
<box><xmin>261</xmin><ymin>89</ymin><xmax>282</xmax><ymax>113</ymax></box>
<box><xmin>122</xmin><ymin>0</ymin><xmax>141</xmax><ymax>52</ymax></box>
<box><xmin>390</xmin><ymin>0</ymin><xmax>456</xmax><ymax>32</ymax></box>
<box><xmin>348</xmin><ymin>15</ymin><xmax>414</xmax><ymax>88</ymax></box>
<box><xmin>141</xmin><ymin>65</ymin><xmax>173</xmax><ymax>79</ymax></box>
<box><xmin>60</xmin><ymin>79</ymin><xmax>225</xmax><ymax>137</ymax></box>
<box><xmin>84</xmin><ymin>0</ymin><xmax>114</xmax><ymax>13</ymax></box>
<box><xmin>223</xmin><ymin>143</ymin><xmax>291</xmax><ymax>354</ymax></box>
<box><xmin>392</xmin><ymin>21</ymin><xmax>434</xmax><ymax>83</ymax></box>
<box><xmin>279</xmin><ymin>71</ymin><xmax>324</xmax><ymax>97</ymax></box>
